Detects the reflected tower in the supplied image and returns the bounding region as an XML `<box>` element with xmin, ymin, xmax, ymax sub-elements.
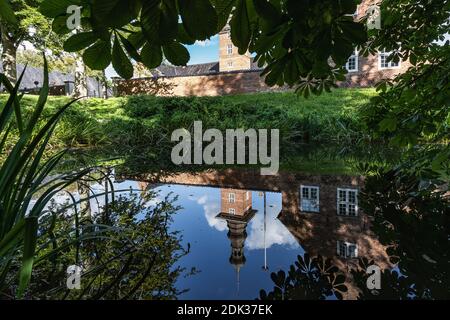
<box><xmin>216</xmin><ymin>189</ymin><xmax>256</xmax><ymax>294</ymax></box>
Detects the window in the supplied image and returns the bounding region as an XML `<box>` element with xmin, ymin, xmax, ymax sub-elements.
<box><xmin>300</xmin><ymin>186</ymin><xmax>320</xmax><ymax>213</ymax></box>
<box><xmin>228</xmin><ymin>61</ymin><xmax>233</xmax><ymax>68</ymax></box>
<box><xmin>337</xmin><ymin>241</ymin><xmax>358</xmax><ymax>258</ymax></box>
<box><xmin>379</xmin><ymin>49</ymin><xmax>400</xmax><ymax>69</ymax></box>
<box><xmin>228</xmin><ymin>193</ymin><xmax>235</xmax><ymax>203</ymax></box>
<box><xmin>337</xmin><ymin>188</ymin><xmax>358</xmax><ymax>216</ymax></box>
<box><xmin>229</xmin><ymin>208</ymin><xmax>236</xmax><ymax>215</ymax></box>
<box><xmin>227</xmin><ymin>44</ymin><xmax>233</xmax><ymax>55</ymax></box>
<box><xmin>345</xmin><ymin>48</ymin><xmax>359</xmax><ymax>72</ymax></box>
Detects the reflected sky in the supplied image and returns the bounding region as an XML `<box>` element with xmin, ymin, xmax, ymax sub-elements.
<box><xmin>155</xmin><ymin>184</ymin><xmax>302</xmax><ymax>300</ymax></box>
<box><xmin>43</xmin><ymin>179</ymin><xmax>304</xmax><ymax>299</ymax></box>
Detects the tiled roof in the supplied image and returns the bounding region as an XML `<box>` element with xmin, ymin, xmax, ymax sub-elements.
<box><xmin>150</xmin><ymin>62</ymin><xmax>220</xmax><ymax>77</ymax></box>
<box><xmin>149</xmin><ymin>58</ymin><xmax>263</xmax><ymax>78</ymax></box>
<box><xmin>0</xmin><ymin>64</ymin><xmax>104</xmax><ymax>96</ymax></box>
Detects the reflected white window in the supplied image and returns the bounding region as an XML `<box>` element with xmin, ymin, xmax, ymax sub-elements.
<box><xmin>300</xmin><ymin>186</ymin><xmax>320</xmax><ymax>213</ymax></box>
<box><xmin>379</xmin><ymin>49</ymin><xmax>400</xmax><ymax>69</ymax></box>
<box><xmin>229</xmin><ymin>208</ymin><xmax>236</xmax><ymax>215</ymax></box>
<box><xmin>337</xmin><ymin>188</ymin><xmax>359</xmax><ymax>216</ymax></box>
<box><xmin>228</xmin><ymin>193</ymin><xmax>235</xmax><ymax>203</ymax></box>
<box><xmin>227</xmin><ymin>44</ymin><xmax>233</xmax><ymax>55</ymax></box>
<box><xmin>337</xmin><ymin>241</ymin><xmax>358</xmax><ymax>258</ymax></box>
<box><xmin>345</xmin><ymin>48</ymin><xmax>359</xmax><ymax>72</ymax></box>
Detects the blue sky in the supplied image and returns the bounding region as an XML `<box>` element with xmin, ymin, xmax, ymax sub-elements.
<box><xmin>186</xmin><ymin>35</ymin><xmax>219</xmax><ymax>65</ymax></box>
<box><xmin>106</xmin><ymin>35</ymin><xmax>219</xmax><ymax>78</ymax></box>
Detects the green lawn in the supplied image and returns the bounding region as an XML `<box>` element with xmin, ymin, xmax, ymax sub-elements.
<box><xmin>1</xmin><ymin>88</ymin><xmax>381</xmax><ymax>173</ymax></box>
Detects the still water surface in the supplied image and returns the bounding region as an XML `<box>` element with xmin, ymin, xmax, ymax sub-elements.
<box><xmin>71</xmin><ymin>169</ymin><xmax>380</xmax><ymax>300</ymax></box>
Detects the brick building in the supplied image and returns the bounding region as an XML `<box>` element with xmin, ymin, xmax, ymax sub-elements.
<box><xmin>114</xmin><ymin>0</ymin><xmax>409</xmax><ymax>96</ymax></box>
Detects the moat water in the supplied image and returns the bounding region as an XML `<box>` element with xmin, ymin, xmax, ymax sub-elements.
<box><xmin>39</xmin><ymin>162</ymin><xmax>447</xmax><ymax>300</ymax></box>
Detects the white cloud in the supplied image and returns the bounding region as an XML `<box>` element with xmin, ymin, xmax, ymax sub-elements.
<box><xmin>194</xmin><ymin>35</ymin><xmax>218</xmax><ymax>47</ymax></box>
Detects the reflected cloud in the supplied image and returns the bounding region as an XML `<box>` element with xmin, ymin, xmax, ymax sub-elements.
<box><xmin>199</xmin><ymin>195</ymin><xmax>228</xmax><ymax>232</ymax></box>
<box><xmin>246</xmin><ymin>209</ymin><xmax>299</xmax><ymax>250</ymax></box>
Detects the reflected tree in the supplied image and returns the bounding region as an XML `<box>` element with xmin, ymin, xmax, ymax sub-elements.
<box><xmin>2</xmin><ymin>186</ymin><xmax>193</xmax><ymax>300</ymax></box>
<box><xmin>359</xmin><ymin>169</ymin><xmax>450</xmax><ymax>299</ymax></box>
<box><xmin>258</xmin><ymin>254</ymin><xmax>347</xmax><ymax>300</ymax></box>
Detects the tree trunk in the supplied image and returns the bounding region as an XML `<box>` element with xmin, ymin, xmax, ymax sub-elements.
<box><xmin>1</xmin><ymin>26</ymin><xmax>17</xmax><ymax>84</ymax></box>
<box><xmin>102</xmin><ymin>69</ymin><xmax>108</xmax><ymax>99</ymax></box>
<box><xmin>73</xmin><ymin>54</ymin><xmax>87</xmax><ymax>98</ymax></box>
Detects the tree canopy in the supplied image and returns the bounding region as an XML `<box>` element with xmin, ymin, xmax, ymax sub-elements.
<box><xmin>38</xmin><ymin>0</ymin><xmax>367</xmax><ymax>96</ymax></box>
<box><xmin>0</xmin><ymin>0</ymin><xmax>60</xmax><ymax>50</ymax></box>
<box><xmin>361</xmin><ymin>0</ymin><xmax>449</xmax><ymax>179</ymax></box>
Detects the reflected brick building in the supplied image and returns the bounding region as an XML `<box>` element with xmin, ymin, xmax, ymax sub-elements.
<box><xmin>125</xmin><ymin>168</ymin><xmax>392</xmax><ymax>299</ymax></box>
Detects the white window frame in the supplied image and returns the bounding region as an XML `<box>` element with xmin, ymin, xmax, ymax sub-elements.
<box><xmin>227</xmin><ymin>61</ymin><xmax>233</xmax><ymax>68</ymax></box>
<box><xmin>227</xmin><ymin>44</ymin><xmax>233</xmax><ymax>55</ymax></box>
<box><xmin>228</xmin><ymin>193</ymin><xmax>235</xmax><ymax>203</ymax></box>
<box><xmin>345</xmin><ymin>48</ymin><xmax>359</xmax><ymax>72</ymax></box>
<box><xmin>378</xmin><ymin>49</ymin><xmax>401</xmax><ymax>69</ymax></box>
<box><xmin>229</xmin><ymin>208</ymin><xmax>236</xmax><ymax>215</ymax></box>
<box><xmin>337</xmin><ymin>188</ymin><xmax>359</xmax><ymax>216</ymax></box>
<box><xmin>300</xmin><ymin>185</ymin><xmax>320</xmax><ymax>213</ymax></box>
<box><xmin>337</xmin><ymin>241</ymin><xmax>359</xmax><ymax>258</ymax></box>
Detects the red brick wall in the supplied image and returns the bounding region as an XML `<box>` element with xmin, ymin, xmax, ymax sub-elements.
<box><xmin>340</xmin><ymin>53</ymin><xmax>411</xmax><ymax>87</ymax></box>
<box><xmin>113</xmin><ymin>70</ymin><xmax>285</xmax><ymax>97</ymax></box>
<box><xmin>114</xmin><ymin>56</ymin><xmax>410</xmax><ymax>96</ymax></box>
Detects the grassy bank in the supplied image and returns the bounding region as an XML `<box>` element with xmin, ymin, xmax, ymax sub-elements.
<box><xmin>1</xmin><ymin>89</ymin><xmax>376</xmax><ymax>154</ymax></box>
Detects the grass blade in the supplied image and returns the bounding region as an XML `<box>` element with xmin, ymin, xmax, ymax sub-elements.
<box><xmin>17</xmin><ymin>217</ymin><xmax>38</xmax><ymax>299</ymax></box>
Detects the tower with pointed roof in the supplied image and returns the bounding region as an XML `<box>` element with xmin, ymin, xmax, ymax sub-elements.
<box><xmin>216</xmin><ymin>188</ymin><xmax>256</xmax><ymax>294</ymax></box>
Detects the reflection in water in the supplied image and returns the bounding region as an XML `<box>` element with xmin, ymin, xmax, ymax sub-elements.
<box><xmin>216</xmin><ymin>189</ymin><xmax>256</xmax><ymax>295</ymax></box>
<box><xmin>27</xmin><ymin>168</ymin><xmax>421</xmax><ymax>300</ymax></box>
<box><xmin>14</xmin><ymin>164</ymin><xmax>446</xmax><ymax>300</ymax></box>
<box><xmin>124</xmin><ymin>168</ymin><xmax>391</xmax><ymax>299</ymax></box>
